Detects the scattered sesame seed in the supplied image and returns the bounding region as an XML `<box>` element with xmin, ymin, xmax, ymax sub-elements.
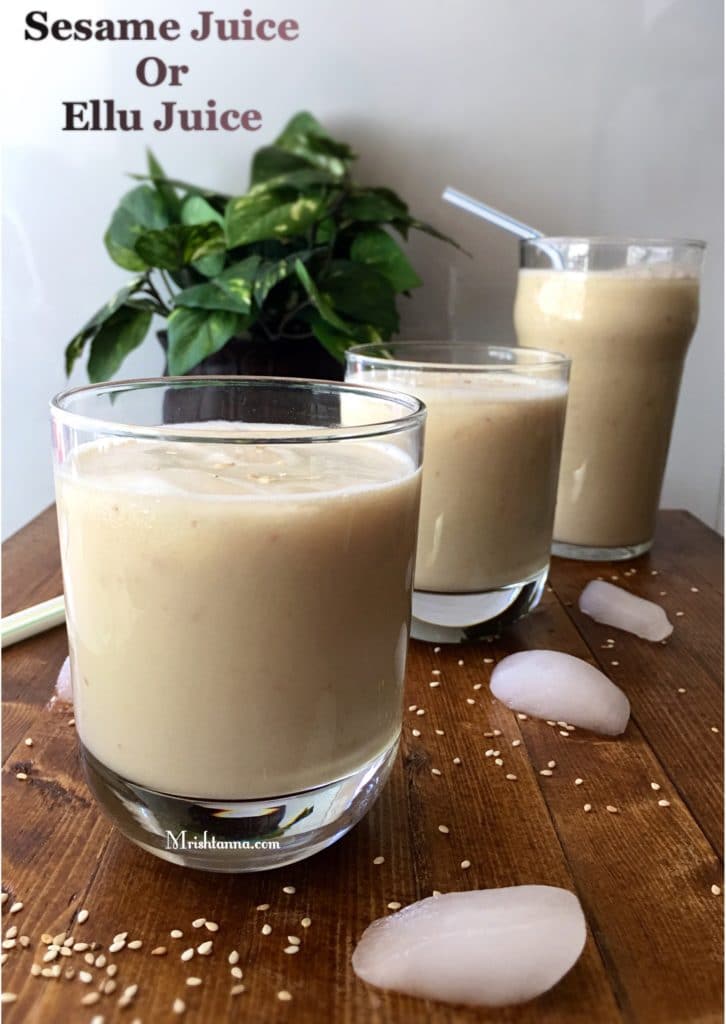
<box><xmin>711</xmin><ymin>727</ymin><xmax>719</xmax><ymax>734</ymax></box>
<box><xmin>650</xmin><ymin>782</ymin><xmax>661</xmax><ymax>791</ymax></box>
<box><xmin>0</xmin><ymin>894</ymin><xmax>7</xmax><ymax>905</ymax></box>
<box><xmin>432</xmin><ymin>890</ymin><xmax>442</xmax><ymax>897</ymax></box>
<box><xmin>204</xmin><ymin>921</ymin><xmax>219</xmax><ymax>933</ymax></box>
<box><xmin>658</xmin><ymin>799</ymin><xmax>671</xmax><ymax>807</ymax></box>
<box><xmin>102</xmin><ymin>978</ymin><xmax>117</xmax><ymax>995</ymax></box>
<box><xmin>79</xmin><ymin>970</ymin><xmax>94</xmax><ymax>984</ymax></box>
<box><xmin>261</xmin><ymin>924</ymin><xmax>272</xmax><ymax>936</ymax></box>
<box><xmin>434</xmin><ymin>646</ymin><xmax>441</xmax><ymax>653</ymax></box>
<box><xmin>68</xmin><ymin>719</ymin><xmax>75</xmax><ymax>726</ymax></box>
<box><xmin>228</xmin><ymin>951</ymin><xmax>240</xmax><ymax>965</ymax></box>
<box><xmin>677</xmin><ymin>688</ymin><xmax>686</xmax><ymax>694</ymax></box>
<box><xmin>691</xmin><ymin>586</ymin><xmax>699</xmax><ymax>592</ymax></box>
<box><xmin>180</xmin><ymin>949</ymin><xmax>194</xmax><ymax>962</ymax></box>
<box><xmin>172</xmin><ymin>997</ymin><xmax>186</xmax><ymax>1014</ymax></box>
<box><xmin>1</xmin><ymin>994</ymin><xmax>17</xmax><ymax>1005</ymax></box>
<box><xmin>494</xmin><ymin>758</ymin><xmax>503</xmax><ymax>766</ymax></box>
<box><xmin>197</xmin><ymin>940</ymin><xmax>213</xmax><ymax>956</ymax></box>
<box><xmin>186</xmin><ymin>977</ymin><xmax>202</xmax><ymax>987</ymax></box>
<box><xmin>711</xmin><ymin>885</ymin><xmax>721</xmax><ymax>896</ymax></box>
<box><xmin>84</xmin><ymin>954</ymin><xmax>95</xmax><ymax>965</ymax></box>
<box><xmin>457</xmin><ymin>659</ymin><xmax>464</xmax><ymax>666</ymax></box>
<box><xmin>81</xmin><ymin>992</ymin><xmax>101</xmax><ymax>1006</ymax></box>
<box><xmin>547</xmin><ymin>760</ymin><xmax>556</xmax><ymax>768</ymax></box>
<box><xmin>300</xmin><ymin>918</ymin><xmax>312</xmax><ymax>929</ymax></box>
<box><xmin>127</xmin><ymin>940</ymin><xmax>142</xmax><ymax>950</ymax></box>
<box><xmin>53</xmin><ymin>932</ymin><xmax>66</xmax><ymax>945</ymax></box>
<box><xmin>95</xmin><ymin>955</ymin><xmax>107</xmax><ymax>969</ymax></box>
<box><xmin>29</xmin><ymin>962</ymin><xmax>40</xmax><ymax>975</ymax></box>
<box><xmin>606</xmin><ymin>805</ymin><xmax>618</xmax><ymax>814</ymax></box>
<box><xmin>255</xmin><ymin>905</ymin><xmax>269</xmax><ymax>913</ymax></box>
<box><xmin>24</xmin><ymin>738</ymin><xmax>33</xmax><ymax>747</ymax></box>
<box><xmin>106</xmin><ymin>964</ymin><xmax>118</xmax><ymax>978</ymax></box>
<box><xmin>473</xmin><ymin>683</ymin><xmax>482</xmax><ymax>690</ymax></box>
<box><xmin>575</xmin><ymin>778</ymin><xmax>584</xmax><ymax>786</ymax></box>
<box><xmin>5</xmin><ymin>926</ymin><xmax>17</xmax><ymax>939</ymax></box>
<box><xmin>611</xmin><ymin>661</ymin><xmax>620</xmax><ymax>666</ymax></box>
<box><xmin>15</xmin><ymin>772</ymin><xmax>28</xmax><ymax>781</ymax></box>
<box><xmin>277</xmin><ymin>990</ymin><xmax>293</xmax><ymax>1002</ymax></box>
<box><xmin>431</xmin><ymin>768</ymin><xmax>442</xmax><ymax>776</ymax></box>
<box><xmin>559</xmin><ymin>731</ymin><xmax>570</xmax><ymax>737</ymax></box>
<box><xmin>429</xmin><ymin>681</ymin><xmax>440</xmax><ymax>688</ymax></box>
<box><xmin>284</xmin><ymin>945</ymin><xmax>299</xmax><ymax>954</ymax></box>
<box><xmin>675</xmin><ymin>611</ymin><xmax>684</xmax><ymax>617</ymax></box>
<box><xmin>466</xmin><ymin>698</ymin><xmax>475</xmax><ymax>705</ymax></box>
<box><xmin>373</xmin><ymin>856</ymin><xmax>385</xmax><ymax>865</ymax></box>
<box><xmin>493</xmin><ymin>729</ymin><xmax>502</xmax><ymax>737</ymax></box>
<box><xmin>109</xmin><ymin>941</ymin><xmax>125</xmax><ymax>954</ymax></box>
<box><xmin>151</xmin><ymin>946</ymin><xmax>167</xmax><ymax>956</ymax></box>
<box><xmin>460</xmin><ymin>860</ymin><xmax>471</xmax><ymax>869</ymax></box>
<box><xmin>453</xmin><ymin>757</ymin><xmax>462</xmax><ymax>765</ymax></box>
<box><xmin>18</xmin><ymin>935</ymin><xmax>30</xmax><ymax>948</ymax></box>
<box><xmin>431</xmin><ymin>670</ymin><xmax>441</xmax><ymax>676</ymax></box>
<box><xmin>231</xmin><ymin>966</ymin><xmax>243</xmax><ymax>979</ymax></box>
<box><xmin>77</xmin><ymin>909</ymin><xmax>89</xmax><ymax>924</ymax></box>
<box><xmin>506</xmin><ymin>773</ymin><xmax>518</xmax><ymax>781</ymax></box>
<box><xmin>517</xmin><ymin>713</ymin><xmax>527</xmax><ymax>720</ymax></box>
<box><xmin>539</xmin><ymin>769</ymin><xmax>553</xmax><ymax>777</ymax></box>
<box><xmin>170</xmin><ymin>929</ymin><xmax>183</xmax><ymax>939</ymax></box>
<box><xmin>435</xmin><ymin>729</ymin><xmax>445</xmax><ymax>736</ymax></box>
<box><xmin>386</xmin><ymin>903</ymin><xmax>401</xmax><ymax>911</ymax></box>
<box><xmin>192</xmin><ymin>918</ymin><xmax>205</xmax><ymax>929</ymax></box>
<box><xmin>408</xmin><ymin>705</ymin><xmax>417</xmax><ymax>712</ymax></box>
<box><xmin>416</xmin><ymin>708</ymin><xmax>426</xmax><ymax>716</ymax></box>
<box><xmin>546</xmin><ymin>720</ymin><xmax>556</xmax><ymax>726</ymax></box>
<box><xmin>282</xmin><ymin>886</ymin><xmax>296</xmax><ymax>895</ymax></box>
<box><xmin>411</xmin><ymin>729</ymin><xmax>421</xmax><ymax>737</ymax></box>
<box><xmin>511</xmin><ymin>739</ymin><xmax>521</xmax><ymax>747</ymax></box>
<box><xmin>584</xmin><ymin>804</ymin><xmax>592</xmax><ymax>812</ymax></box>
<box><xmin>230</xmin><ymin>983</ymin><xmax>246</xmax><ymax>995</ymax></box>
<box><xmin>287</xmin><ymin>936</ymin><xmax>301</xmax><ymax>946</ymax></box>
<box><xmin>484</xmin><ymin>657</ymin><xmax>494</xmax><ymax>664</ymax></box>
<box><xmin>438</xmin><ymin>825</ymin><xmax>450</xmax><ymax>834</ymax></box>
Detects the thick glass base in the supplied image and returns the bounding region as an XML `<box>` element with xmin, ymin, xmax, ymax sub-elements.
<box><xmin>552</xmin><ymin>538</ymin><xmax>653</xmax><ymax>562</ymax></box>
<box><xmin>81</xmin><ymin>739</ymin><xmax>399</xmax><ymax>873</ymax></box>
<box><xmin>410</xmin><ymin>566</ymin><xmax>549</xmax><ymax>644</ymax></box>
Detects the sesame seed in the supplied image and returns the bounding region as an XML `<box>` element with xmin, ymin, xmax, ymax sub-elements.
<box><xmin>539</xmin><ymin>769</ymin><xmax>553</xmax><ymax>777</ymax></box>
<box><xmin>546</xmin><ymin>720</ymin><xmax>557</xmax><ymax>726</ymax></box>
<box><xmin>466</xmin><ymin>698</ymin><xmax>475</xmax><ymax>705</ymax></box>
<box><xmin>76</xmin><ymin>909</ymin><xmax>89</xmax><ymax>924</ymax></box>
<box><xmin>287</xmin><ymin>936</ymin><xmax>301</xmax><ymax>945</ymax></box>
<box><xmin>89</xmin><ymin>1016</ymin><xmax>104</xmax><ymax>1024</ymax></box>
<box><xmin>711</xmin><ymin>885</ymin><xmax>721</xmax><ymax>896</ymax></box>
<box><xmin>231</xmin><ymin>966</ymin><xmax>243</xmax><ymax>979</ymax></box>
<box><xmin>173</xmin><ymin>997</ymin><xmax>186</xmax><ymax>1014</ymax></box>
<box><xmin>227</xmin><ymin>950</ymin><xmax>240</xmax><ymax>965</ymax></box>
<box><xmin>506</xmin><ymin>773</ymin><xmax>518</xmax><ymax>781</ymax></box>
<box><xmin>9</xmin><ymin>902</ymin><xmax>23</xmax><ymax>914</ymax></box>
<box><xmin>677</xmin><ymin>688</ymin><xmax>686</xmax><ymax>694</ymax></box>
<box><xmin>373</xmin><ymin>856</ymin><xmax>385</xmax><ymax>865</ymax></box>
<box><xmin>284</xmin><ymin>945</ymin><xmax>299</xmax><ymax>954</ymax></box>
<box><xmin>170</xmin><ymin>929</ymin><xmax>183</xmax><ymax>939</ymax></box>
<box><xmin>127</xmin><ymin>940</ymin><xmax>142</xmax><ymax>950</ymax></box>
<box><xmin>151</xmin><ymin>946</ymin><xmax>167</xmax><ymax>956</ymax></box>
<box><xmin>24</xmin><ymin>738</ymin><xmax>33</xmax><ymax>747</ymax></box>
<box><xmin>122</xmin><ymin>984</ymin><xmax>138</xmax><ymax>1000</ymax></box>
<box><xmin>5</xmin><ymin>926</ymin><xmax>17</xmax><ymax>939</ymax></box>
<box><xmin>408</xmin><ymin>705</ymin><xmax>417</xmax><ymax>712</ymax></box>
<box><xmin>95</xmin><ymin>955</ymin><xmax>107</xmax><ymax>969</ymax></box>
<box><xmin>0</xmin><ymin>894</ymin><xmax>7</xmax><ymax>906</ymax></box>
<box><xmin>584</xmin><ymin>804</ymin><xmax>592</xmax><ymax>812</ymax></box>
<box><xmin>15</xmin><ymin>773</ymin><xmax>28</xmax><ymax>781</ymax></box>
<box><xmin>547</xmin><ymin>760</ymin><xmax>556</xmax><ymax>768</ymax></box>
<box><xmin>511</xmin><ymin>739</ymin><xmax>521</xmax><ymax>747</ymax></box>
<box><xmin>432</xmin><ymin>890</ymin><xmax>442</xmax><ymax>897</ymax></box>
<box><xmin>492</xmin><ymin>729</ymin><xmax>502</xmax><ymax>737</ymax></box>
<box><xmin>432</xmin><ymin>670</ymin><xmax>441</xmax><ymax>676</ymax></box>
<box><xmin>1</xmin><ymin>994</ymin><xmax>17</xmax><ymax>1005</ymax></box>
<box><xmin>186</xmin><ymin>977</ymin><xmax>202</xmax><ymax>987</ymax></box>
<box><xmin>204</xmin><ymin>921</ymin><xmax>219</xmax><ymax>933</ymax></box>
<box><xmin>81</xmin><ymin>992</ymin><xmax>101</xmax><ymax>1006</ymax></box>
<box><xmin>575</xmin><ymin>778</ymin><xmax>584</xmax><ymax>786</ymax></box>
<box><xmin>435</xmin><ymin>729</ymin><xmax>445</xmax><ymax>736</ymax></box>
<box><xmin>109</xmin><ymin>941</ymin><xmax>125</xmax><ymax>953</ymax></box>
<box><xmin>658</xmin><ymin>799</ymin><xmax>671</xmax><ymax>807</ymax></box>
<box><xmin>29</xmin><ymin>962</ymin><xmax>40</xmax><ymax>975</ymax></box>
<box><xmin>434</xmin><ymin>647</ymin><xmax>441</xmax><ymax>653</ymax></box>
<box><xmin>606</xmin><ymin>805</ymin><xmax>618</xmax><ymax>813</ymax></box>
<box><xmin>79</xmin><ymin>970</ymin><xmax>93</xmax><ymax>984</ymax></box>
<box><xmin>84</xmin><ymin>953</ymin><xmax>95</xmax><ymax>965</ymax></box>
<box><xmin>453</xmin><ymin>757</ymin><xmax>461</xmax><ymax>765</ymax></box>
<box><xmin>192</xmin><ymin>918</ymin><xmax>205</xmax><ymax>928</ymax></box>
<box><xmin>416</xmin><ymin>709</ymin><xmax>426</xmax><ymax>716</ymax></box>
<box><xmin>517</xmin><ymin>713</ymin><xmax>527</xmax><ymax>720</ymax></box>
<box><xmin>261</xmin><ymin>924</ymin><xmax>272</xmax><ymax>936</ymax></box>
<box><xmin>711</xmin><ymin>727</ymin><xmax>719</xmax><ymax>734</ymax></box>
<box><xmin>429</xmin><ymin>681</ymin><xmax>440</xmax><ymax>688</ymax></box>
<box><xmin>106</xmin><ymin>964</ymin><xmax>118</xmax><ymax>977</ymax></box>
<box><xmin>611</xmin><ymin>660</ymin><xmax>620</xmax><ymax>666</ymax></box>
<box><xmin>438</xmin><ymin>825</ymin><xmax>450</xmax><ymax>834</ymax></box>
<box><xmin>386</xmin><ymin>902</ymin><xmax>401</xmax><ymax>911</ymax></box>
<box><xmin>231</xmin><ymin>983</ymin><xmax>246</xmax><ymax>995</ymax></box>
<box><xmin>690</xmin><ymin>586</ymin><xmax>699</xmax><ymax>592</ymax></box>
<box><xmin>255</xmin><ymin>904</ymin><xmax>269</xmax><ymax>912</ymax></box>
<box><xmin>473</xmin><ymin>683</ymin><xmax>482</xmax><ymax>690</ymax></box>
<box><xmin>431</xmin><ymin>767</ymin><xmax>442</xmax><ymax>777</ymax></box>
<box><xmin>559</xmin><ymin>731</ymin><xmax>570</xmax><ymax>737</ymax></box>
<box><xmin>675</xmin><ymin>611</ymin><xmax>684</xmax><ymax>617</ymax></box>
<box><xmin>19</xmin><ymin>936</ymin><xmax>30</xmax><ymax>947</ymax></box>
<box><xmin>282</xmin><ymin>886</ymin><xmax>296</xmax><ymax>895</ymax></box>
<box><xmin>53</xmin><ymin>932</ymin><xmax>66</xmax><ymax>945</ymax></box>
<box><xmin>277</xmin><ymin>990</ymin><xmax>293</xmax><ymax>1002</ymax></box>
<box><xmin>484</xmin><ymin>731</ymin><xmax>494</xmax><ymax>738</ymax></box>
<box><xmin>457</xmin><ymin>659</ymin><xmax>464</xmax><ymax>666</ymax></box>
<box><xmin>180</xmin><ymin>949</ymin><xmax>194</xmax><ymax>962</ymax></box>
<box><xmin>411</xmin><ymin>729</ymin><xmax>421</xmax><ymax>737</ymax></box>
<box><xmin>68</xmin><ymin>719</ymin><xmax>75</xmax><ymax>726</ymax></box>
<box><xmin>494</xmin><ymin>758</ymin><xmax>503</xmax><ymax>766</ymax></box>
<box><xmin>300</xmin><ymin>917</ymin><xmax>312</xmax><ymax>928</ymax></box>
<box><xmin>197</xmin><ymin>940</ymin><xmax>213</xmax><ymax>955</ymax></box>
<box><xmin>102</xmin><ymin>979</ymin><xmax>117</xmax><ymax>995</ymax></box>
<box><xmin>650</xmin><ymin>782</ymin><xmax>661</xmax><ymax>791</ymax></box>
<box><xmin>41</xmin><ymin>948</ymin><xmax>56</xmax><ymax>961</ymax></box>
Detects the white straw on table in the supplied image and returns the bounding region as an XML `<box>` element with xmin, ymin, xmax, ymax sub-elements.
<box><xmin>1</xmin><ymin>595</ymin><xmax>66</xmax><ymax>649</ymax></box>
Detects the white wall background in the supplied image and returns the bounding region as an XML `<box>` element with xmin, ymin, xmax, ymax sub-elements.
<box><xmin>3</xmin><ymin>0</ymin><xmax>723</xmax><ymax>537</ymax></box>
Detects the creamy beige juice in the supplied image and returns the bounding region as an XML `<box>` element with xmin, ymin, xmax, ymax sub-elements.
<box><xmin>346</xmin><ymin>371</ymin><xmax>568</xmax><ymax>592</ymax></box>
<box><xmin>56</xmin><ymin>435</ymin><xmax>421</xmax><ymax>800</ymax></box>
<box><xmin>514</xmin><ymin>268</ymin><xmax>699</xmax><ymax>548</ymax></box>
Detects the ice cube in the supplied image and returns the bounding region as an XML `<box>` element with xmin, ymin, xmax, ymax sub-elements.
<box><xmin>579</xmin><ymin>580</ymin><xmax>673</xmax><ymax>642</ymax></box>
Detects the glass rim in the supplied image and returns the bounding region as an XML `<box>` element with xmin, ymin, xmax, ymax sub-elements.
<box><xmin>520</xmin><ymin>236</ymin><xmax>707</xmax><ymax>250</ymax></box>
<box><xmin>50</xmin><ymin>375</ymin><xmax>427</xmax><ymax>444</ymax></box>
<box><xmin>345</xmin><ymin>341</ymin><xmax>571</xmax><ymax>372</ymax></box>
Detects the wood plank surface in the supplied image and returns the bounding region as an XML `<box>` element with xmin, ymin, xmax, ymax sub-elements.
<box><xmin>2</xmin><ymin>508</ymin><xmax>723</xmax><ymax>1023</ymax></box>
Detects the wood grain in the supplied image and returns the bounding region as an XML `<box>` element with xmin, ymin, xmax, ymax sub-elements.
<box><xmin>2</xmin><ymin>509</ymin><xmax>723</xmax><ymax>1023</ymax></box>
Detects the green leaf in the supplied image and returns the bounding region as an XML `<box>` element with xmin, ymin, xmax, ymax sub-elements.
<box><xmin>166</xmin><ymin>308</ymin><xmax>239</xmax><ymax>375</ymax></box>
<box><xmin>180</xmin><ymin>194</ymin><xmax>226</xmax><ymax>276</ymax></box>
<box><xmin>342</xmin><ymin>187</ymin><xmax>408</xmax><ymax>224</ymax></box>
<box><xmin>65</xmin><ymin>276</ymin><xmax>147</xmax><ymax>375</ymax></box>
<box><xmin>350</xmin><ymin>228</ymin><xmax>422</xmax><ymax>292</ymax></box>
<box><xmin>294</xmin><ymin>260</ymin><xmax>353</xmax><ymax>335</ymax></box>
<box><xmin>323</xmin><ymin>260</ymin><xmax>399</xmax><ymax>335</ymax></box>
<box><xmin>226</xmin><ymin>194</ymin><xmax>324</xmax><ymax>247</ymax></box>
<box><xmin>308</xmin><ymin>313</ymin><xmax>353</xmax><ymax>363</ymax></box>
<box><xmin>275</xmin><ymin>111</ymin><xmax>329</xmax><ymax>147</ymax></box>
<box><xmin>250</xmin><ymin>146</ymin><xmax>316</xmax><ymax>186</ymax></box>
<box><xmin>147</xmin><ymin>149</ymin><xmax>181</xmax><ymax>220</ymax></box>
<box><xmin>87</xmin><ymin>305</ymin><xmax>152</xmax><ymax>382</ymax></box>
<box><xmin>273</xmin><ymin>111</ymin><xmax>354</xmax><ymax>177</ymax></box>
<box><xmin>129</xmin><ymin>173</ymin><xmax>230</xmax><ymax>205</ymax></box>
<box><xmin>408</xmin><ymin>217</ymin><xmax>465</xmax><ymax>251</ymax></box>
<box><xmin>253</xmin><ymin>253</ymin><xmax>308</xmax><ymax>307</ymax></box>
<box><xmin>250</xmin><ymin>168</ymin><xmax>337</xmax><ymax>194</ymax></box>
<box><xmin>134</xmin><ymin>223</ymin><xmax>225</xmax><ymax>271</ymax></box>
<box><xmin>104</xmin><ymin>186</ymin><xmax>169</xmax><ymax>271</ymax></box>
<box><xmin>174</xmin><ymin>257</ymin><xmax>260</xmax><ymax>314</ymax></box>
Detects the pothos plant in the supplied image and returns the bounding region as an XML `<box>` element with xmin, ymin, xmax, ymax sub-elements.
<box><xmin>65</xmin><ymin>111</ymin><xmax>459</xmax><ymax>382</ymax></box>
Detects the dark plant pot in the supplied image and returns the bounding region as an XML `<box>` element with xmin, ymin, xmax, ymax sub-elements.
<box><xmin>158</xmin><ymin>331</ymin><xmax>344</xmax><ymax>425</ymax></box>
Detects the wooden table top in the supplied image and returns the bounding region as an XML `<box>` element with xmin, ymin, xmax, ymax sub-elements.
<box><xmin>2</xmin><ymin>507</ymin><xmax>723</xmax><ymax>1023</ymax></box>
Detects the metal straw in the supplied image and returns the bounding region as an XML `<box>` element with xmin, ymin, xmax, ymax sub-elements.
<box><xmin>1</xmin><ymin>595</ymin><xmax>66</xmax><ymax>649</ymax></box>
